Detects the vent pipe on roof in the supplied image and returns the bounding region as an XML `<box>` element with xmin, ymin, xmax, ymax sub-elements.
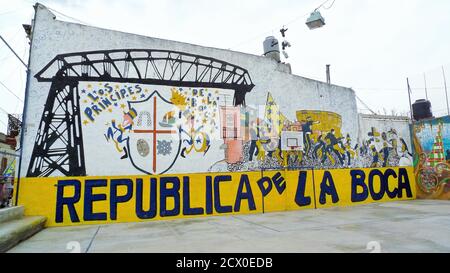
<box><xmin>326</xmin><ymin>64</ymin><xmax>331</xmax><ymax>84</ymax></box>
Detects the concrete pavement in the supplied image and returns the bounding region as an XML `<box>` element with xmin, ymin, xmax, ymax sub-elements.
<box><xmin>8</xmin><ymin>200</ymin><xmax>450</xmax><ymax>253</ymax></box>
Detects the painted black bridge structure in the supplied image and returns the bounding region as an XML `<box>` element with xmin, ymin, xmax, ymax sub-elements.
<box><xmin>27</xmin><ymin>49</ymin><xmax>255</xmax><ymax>177</ymax></box>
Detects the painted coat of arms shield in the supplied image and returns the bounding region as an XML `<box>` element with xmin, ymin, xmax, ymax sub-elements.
<box><xmin>127</xmin><ymin>91</ymin><xmax>181</xmax><ymax>175</ymax></box>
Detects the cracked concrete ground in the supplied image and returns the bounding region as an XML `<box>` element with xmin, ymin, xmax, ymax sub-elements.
<box><xmin>7</xmin><ymin>200</ymin><xmax>450</xmax><ymax>253</ymax></box>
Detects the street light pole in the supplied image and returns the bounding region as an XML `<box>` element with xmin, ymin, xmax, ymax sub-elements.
<box><xmin>407</xmin><ymin>78</ymin><xmax>414</xmax><ymax>121</ymax></box>
<box><xmin>442</xmin><ymin>66</ymin><xmax>449</xmax><ymax>116</ymax></box>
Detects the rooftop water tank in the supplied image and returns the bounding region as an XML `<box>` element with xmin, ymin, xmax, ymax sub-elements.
<box><xmin>263</xmin><ymin>36</ymin><xmax>280</xmax><ymax>62</ymax></box>
<box><xmin>412</xmin><ymin>99</ymin><xmax>433</xmax><ymax>121</ymax></box>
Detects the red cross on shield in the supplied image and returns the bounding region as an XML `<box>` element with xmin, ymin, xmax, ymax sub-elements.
<box><xmin>127</xmin><ymin>91</ymin><xmax>181</xmax><ymax>175</ymax></box>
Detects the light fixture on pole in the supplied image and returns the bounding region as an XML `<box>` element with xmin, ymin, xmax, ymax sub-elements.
<box><xmin>306</xmin><ymin>9</ymin><xmax>326</xmax><ymax>30</ymax></box>
<box><xmin>306</xmin><ymin>0</ymin><xmax>336</xmax><ymax>30</ymax></box>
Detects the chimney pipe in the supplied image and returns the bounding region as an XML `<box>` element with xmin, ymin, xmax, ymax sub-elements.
<box><xmin>326</xmin><ymin>64</ymin><xmax>331</xmax><ymax>85</ymax></box>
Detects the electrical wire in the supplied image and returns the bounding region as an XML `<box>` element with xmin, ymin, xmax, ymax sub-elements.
<box><xmin>322</xmin><ymin>0</ymin><xmax>337</xmax><ymax>10</ymax></box>
<box><xmin>228</xmin><ymin>12</ymin><xmax>309</xmax><ymax>50</ymax></box>
<box><xmin>16</xmin><ymin>38</ymin><xmax>28</xmax><ymax>114</ymax></box>
<box><xmin>356</xmin><ymin>87</ymin><xmax>447</xmax><ymax>93</ymax></box>
<box><xmin>0</xmin><ymin>30</ymin><xmax>23</xmax><ymax>61</ymax></box>
<box><xmin>0</xmin><ymin>118</ymin><xmax>7</xmax><ymax>128</ymax></box>
<box><xmin>355</xmin><ymin>94</ymin><xmax>377</xmax><ymax>115</ymax></box>
<box><xmin>19</xmin><ymin>0</ymin><xmax>93</xmax><ymax>27</ymax></box>
<box><xmin>0</xmin><ymin>105</ymin><xmax>10</xmax><ymax>115</ymax></box>
<box><xmin>0</xmin><ymin>107</ymin><xmax>15</xmax><ymax>130</ymax></box>
<box><xmin>0</xmin><ymin>80</ymin><xmax>24</xmax><ymax>103</ymax></box>
<box><xmin>46</xmin><ymin>6</ymin><xmax>93</xmax><ymax>27</ymax></box>
<box><xmin>0</xmin><ymin>6</ymin><xmax>27</xmax><ymax>17</ymax></box>
<box><xmin>229</xmin><ymin>0</ymin><xmax>337</xmax><ymax>50</ymax></box>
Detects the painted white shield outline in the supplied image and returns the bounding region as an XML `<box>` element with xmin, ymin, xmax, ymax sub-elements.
<box><xmin>127</xmin><ymin>91</ymin><xmax>181</xmax><ymax>175</ymax></box>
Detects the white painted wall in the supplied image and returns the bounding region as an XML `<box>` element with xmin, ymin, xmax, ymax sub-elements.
<box><xmin>358</xmin><ymin>114</ymin><xmax>411</xmax><ymax>147</ymax></box>
<box><xmin>358</xmin><ymin>114</ymin><xmax>413</xmax><ymax>166</ymax></box>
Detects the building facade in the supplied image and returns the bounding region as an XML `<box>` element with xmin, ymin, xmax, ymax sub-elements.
<box><xmin>16</xmin><ymin>4</ymin><xmax>416</xmax><ymax>226</ymax></box>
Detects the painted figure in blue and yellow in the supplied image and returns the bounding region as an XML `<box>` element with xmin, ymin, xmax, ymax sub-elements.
<box><xmin>248</xmin><ymin>121</ymin><xmax>259</xmax><ymax>162</ymax></box>
<box><xmin>344</xmin><ymin>134</ymin><xmax>357</xmax><ymax>166</ymax></box>
<box><xmin>180</xmin><ymin>115</ymin><xmax>211</xmax><ymax>158</ymax></box>
<box><xmin>313</xmin><ymin>134</ymin><xmax>327</xmax><ymax>161</ymax></box>
<box><xmin>325</xmin><ymin>129</ymin><xmax>345</xmax><ymax>165</ymax></box>
<box><xmin>370</xmin><ymin>145</ymin><xmax>380</xmax><ymax>168</ymax></box>
<box><xmin>380</xmin><ymin>132</ymin><xmax>391</xmax><ymax>167</ymax></box>
<box><xmin>301</xmin><ymin>117</ymin><xmax>320</xmax><ymax>155</ymax></box>
<box><xmin>105</xmin><ymin>108</ymin><xmax>137</xmax><ymax>159</ymax></box>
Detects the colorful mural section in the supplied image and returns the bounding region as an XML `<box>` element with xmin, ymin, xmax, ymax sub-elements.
<box><xmin>79</xmin><ymin>82</ymin><xmax>234</xmax><ymax>176</ymax></box>
<box><xmin>27</xmin><ymin>79</ymin><xmax>414</xmax><ymax>178</ymax></box>
<box><xmin>88</xmin><ymin>83</ymin><xmax>415</xmax><ymax>175</ymax></box>
<box><xmin>24</xmin><ymin>49</ymin><xmax>414</xmax><ymax>179</ymax></box>
<box><xmin>413</xmin><ymin>115</ymin><xmax>450</xmax><ymax>199</ymax></box>
<box><xmin>211</xmin><ymin>95</ymin><xmax>413</xmax><ymax>173</ymax></box>
<box><xmin>18</xmin><ymin>167</ymin><xmax>415</xmax><ymax>227</ymax></box>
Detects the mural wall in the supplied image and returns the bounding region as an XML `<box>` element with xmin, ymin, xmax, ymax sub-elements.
<box><xmin>21</xmin><ymin>167</ymin><xmax>416</xmax><ymax>227</ymax></box>
<box><xmin>358</xmin><ymin>114</ymin><xmax>413</xmax><ymax>168</ymax></box>
<box><xmin>413</xmin><ymin>115</ymin><xmax>450</xmax><ymax>199</ymax></box>
<box><xmin>25</xmin><ymin>78</ymin><xmax>414</xmax><ymax>177</ymax></box>
<box><xmin>15</xmin><ymin>4</ymin><xmax>417</xmax><ymax>226</ymax></box>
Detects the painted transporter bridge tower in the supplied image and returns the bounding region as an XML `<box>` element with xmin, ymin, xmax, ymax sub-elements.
<box><xmin>27</xmin><ymin>49</ymin><xmax>255</xmax><ymax>177</ymax></box>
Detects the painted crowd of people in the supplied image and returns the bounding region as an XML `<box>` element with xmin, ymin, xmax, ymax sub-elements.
<box><xmin>245</xmin><ymin>117</ymin><xmax>413</xmax><ymax>169</ymax></box>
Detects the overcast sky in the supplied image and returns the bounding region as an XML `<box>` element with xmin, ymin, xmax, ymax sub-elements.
<box><xmin>1</xmin><ymin>0</ymin><xmax>450</xmax><ymax>134</ymax></box>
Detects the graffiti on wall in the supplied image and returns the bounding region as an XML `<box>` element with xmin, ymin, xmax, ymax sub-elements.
<box><xmin>26</xmin><ymin>49</ymin><xmax>254</xmax><ymax>177</ymax></box>
<box><xmin>210</xmin><ymin>93</ymin><xmax>413</xmax><ymax>172</ymax></box>
<box><xmin>83</xmin><ymin>82</ymin><xmax>232</xmax><ymax>175</ymax></box>
<box><xmin>20</xmin><ymin>167</ymin><xmax>415</xmax><ymax>226</ymax></box>
<box><xmin>413</xmin><ymin>116</ymin><xmax>450</xmax><ymax>199</ymax></box>
<box><xmin>26</xmin><ymin>49</ymin><xmax>413</xmax><ymax>178</ymax></box>
<box><xmin>78</xmin><ymin>84</ymin><xmax>415</xmax><ymax>176</ymax></box>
